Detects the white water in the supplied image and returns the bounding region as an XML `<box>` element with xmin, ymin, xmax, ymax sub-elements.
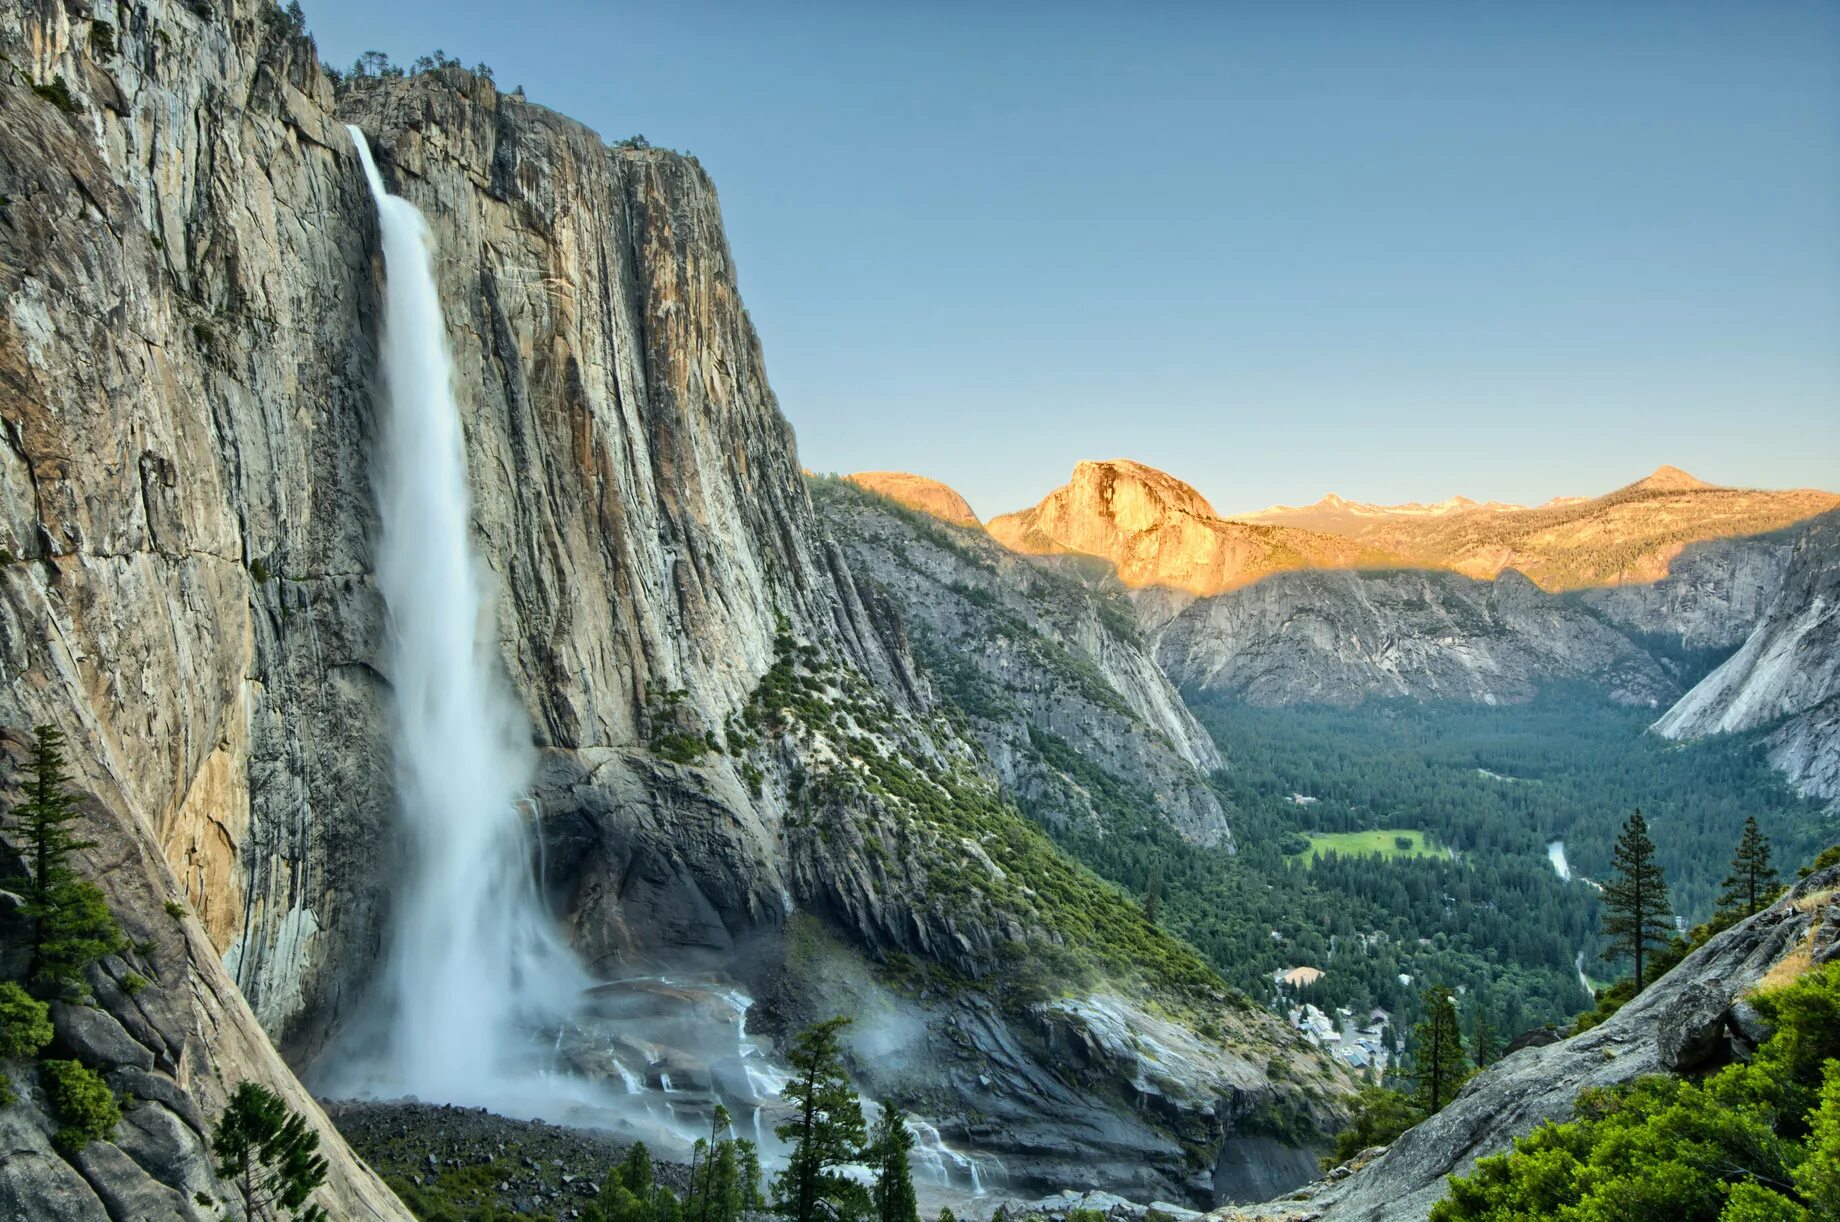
<box><xmin>329</xmin><ymin>132</ymin><xmax>1000</xmax><ymax>1197</ymax></box>
<box><xmin>1547</xmin><ymin>840</ymin><xmax>1572</xmax><ymax>882</ymax></box>
<box><xmin>338</xmin><ymin>127</ymin><xmax>591</xmax><ymax>1108</ymax></box>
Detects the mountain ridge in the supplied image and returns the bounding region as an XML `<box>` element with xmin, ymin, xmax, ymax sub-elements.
<box><xmin>971</xmin><ymin>459</ymin><xmax>1840</xmax><ymax>597</ymax></box>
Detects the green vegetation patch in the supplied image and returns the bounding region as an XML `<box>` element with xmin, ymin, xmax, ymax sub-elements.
<box><xmin>1290</xmin><ymin>829</ymin><xmax>1443</xmax><ymax>863</ymax></box>
<box><xmin>1435</xmin><ymin>957</ymin><xmax>1840</xmax><ymax>1220</ymax></box>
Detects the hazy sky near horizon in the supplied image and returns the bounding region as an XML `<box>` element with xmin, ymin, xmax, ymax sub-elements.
<box><xmin>307</xmin><ymin>1</ymin><xmax>1840</xmax><ymax>519</ymax></box>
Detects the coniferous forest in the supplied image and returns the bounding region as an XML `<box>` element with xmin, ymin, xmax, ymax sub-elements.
<box><xmin>1027</xmin><ymin>686</ymin><xmax>1831</xmax><ymax>1042</ymax></box>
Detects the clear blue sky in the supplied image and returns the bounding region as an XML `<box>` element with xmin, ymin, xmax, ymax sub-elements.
<box><xmin>305</xmin><ymin>1</ymin><xmax>1840</xmax><ymax>519</ymax></box>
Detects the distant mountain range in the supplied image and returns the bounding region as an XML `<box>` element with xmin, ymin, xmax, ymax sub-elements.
<box><xmin>844</xmin><ymin>458</ymin><xmax>1840</xmax><ymax>807</ymax></box>
<box><xmin>1231</xmin><ymin>464</ymin><xmax>1839</xmax><ymax>592</ymax></box>
<box><xmin>928</xmin><ymin>460</ymin><xmax>1838</xmax><ymax>596</ymax></box>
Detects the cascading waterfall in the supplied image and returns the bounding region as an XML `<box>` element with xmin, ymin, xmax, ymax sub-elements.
<box><xmin>339</xmin><ymin>126</ymin><xmax>590</xmax><ymax>1108</ymax></box>
<box><xmin>329</xmin><ymin>128</ymin><xmax>996</xmax><ymax>1197</ymax></box>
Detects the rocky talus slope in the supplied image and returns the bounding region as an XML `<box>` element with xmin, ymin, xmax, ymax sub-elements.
<box><xmin>814</xmin><ymin>475</ymin><xmax>1230</xmax><ymax>846</ymax></box>
<box><xmin>1216</xmin><ymin>861</ymin><xmax>1840</xmax><ymax>1221</ymax></box>
<box><xmin>988</xmin><ymin>461</ymin><xmax>1393</xmax><ymax>597</ymax></box>
<box><xmin>0</xmin><ymin>1</ymin><xmax>1347</xmax><ymax>1207</ymax></box>
<box><xmin>1655</xmin><ymin>512</ymin><xmax>1840</xmax><ymax>807</ymax></box>
<box><xmin>0</xmin><ymin>730</ymin><xmax>410</xmax><ymax>1220</ymax></box>
<box><xmin>1238</xmin><ymin>466</ymin><xmax>1839</xmax><ymax>592</ymax></box>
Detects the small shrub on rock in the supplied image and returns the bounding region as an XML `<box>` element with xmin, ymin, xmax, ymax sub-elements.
<box><xmin>41</xmin><ymin>1058</ymin><xmax>120</xmax><ymax>1153</ymax></box>
<box><xmin>0</xmin><ymin>982</ymin><xmax>53</xmax><ymax>1104</ymax></box>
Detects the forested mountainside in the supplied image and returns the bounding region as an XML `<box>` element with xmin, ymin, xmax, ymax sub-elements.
<box><xmin>0</xmin><ymin>0</ymin><xmax>1352</xmax><ymax>1212</ymax></box>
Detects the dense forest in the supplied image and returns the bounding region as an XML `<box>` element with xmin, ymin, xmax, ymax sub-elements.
<box><xmin>1017</xmin><ymin>686</ymin><xmax>1831</xmax><ymax>1045</ymax></box>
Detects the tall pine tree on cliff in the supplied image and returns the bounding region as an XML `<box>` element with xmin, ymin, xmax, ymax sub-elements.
<box><xmin>4</xmin><ymin>725</ymin><xmax>124</xmax><ymax>999</ymax></box>
<box><xmin>1717</xmin><ymin>816</ymin><xmax>1781</xmax><ymax>924</ymax></box>
<box><xmin>1409</xmin><ymin>985</ymin><xmax>1469</xmax><ymax>1115</ymax></box>
<box><xmin>1600</xmin><ymin>810</ymin><xmax>1673</xmax><ymax>992</ymax></box>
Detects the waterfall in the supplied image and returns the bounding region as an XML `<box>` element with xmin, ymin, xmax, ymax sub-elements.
<box><xmin>339</xmin><ymin>126</ymin><xmax>590</xmax><ymax>1108</ymax></box>
<box><xmin>328</xmin><ymin>130</ymin><xmax>997</xmax><ymax>1195</ymax></box>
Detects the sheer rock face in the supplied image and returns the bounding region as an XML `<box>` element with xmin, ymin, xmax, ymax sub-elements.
<box><xmin>1140</xmin><ymin>525</ymin><xmax>1798</xmax><ymax>710</ymax></box>
<box><xmin>813</xmin><ymin>477</ymin><xmax>1230</xmax><ymax>847</ymax></box>
<box><xmin>1575</xmin><ymin>532</ymin><xmax>1795</xmax><ymax>653</ymax></box>
<box><xmin>844</xmin><ymin>471</ymin><xmax>981</xmax><ymax>528</ymax></box>
<box><xmin>0</xmin><ymin>0</ymin><xmax>911</xmax><ymax>1057</ymax></box>
<box><xmin>1219</xmin><ymin>864</ymin><xmax>1840</xmax><ymax>1222</ymax></box>
<box><xmin>983</xmin><ymin>459</ymin><xmax>1824</xmax><ymax>710</ymax></box>
<box><xmin>1150</xmin><ymin>568</ymin><xmax>1682</xmax><ymax>708</ymax></box>
<box><xmin>1655</xmin><ymin>512</ymin><xmax>1840</xmax><ymax>806</ymax></box>
<box><xmin>988</xmin><ymin>461</ymin><xmax>1390</xmax><ymax>598</ymax></box>
<box><xmin>0</xmin><ymin>1</ymin><xmax>1338</xmax><ymax>1207</ymax></box>
<box><xmin>0</xmin><ymin>731</ymin><xmax>411</xmax><ymax>1221</ymax></box>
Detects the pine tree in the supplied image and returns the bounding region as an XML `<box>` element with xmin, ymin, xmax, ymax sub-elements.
<box><xmin>687</xmin><ymin>1138</ymin><xmax>707</xmax><ymax>1222</ymax></box>
<box><xmin>773</xmin><ymin>1017</ymin><xmax>869</xmax><ymax>1222</ymax></box>
<box><xmin>736</xmin><ymin>1139</ymin><xmax>765</xmax><ymax>1211</ymax></box>
<box><xmin>212</xmin><ymin>1081</ymin><xmax>330</xmax><ymax>1221</ymax></box>
<box><xmin>1144</xmin><ymin>864</ymin><xmax>1161</xmax><ymax>925</ymax></box>
<box><xmin>1470</xmin><ymin>1010</ymin><xmax>1500</xmax><ymax>1070</ymax></box>
<box><xmin>1718</xmin><ymin>816</ymin><xmax>1781</xmax><ymax>922</ymax></box>
<box><xmin>692</xmin><ymin>1105</ymin><xmax>741</xmax><ymax>1222</ymax></box>
<box><xmin>1409</xmin><ymin>985</ymin><xmax>1469</xmax><ymax>1115</ymax></box>
<box><xmin>4</xmin><ymin>725</ymin><xmax>124</xmax><ymax>999</ymax></box>
<box><xmin>589</xmin><ymin>1142</ymin><xmax>665</xmax><ymax>1222</ymax></box>
<box><xmin>1600</xmin><ymin>810</ymin><xmax>1674</xmax><ymax>992</ymax></box>
<box><xmin>870</xmin><ymin>1103</ymin><xmax>920</xmax><ymax>1222</ymax></box>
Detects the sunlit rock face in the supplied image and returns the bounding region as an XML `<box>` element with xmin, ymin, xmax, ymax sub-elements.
<box><xmin>988</xmin><ymin>460</ymin><xmax>1388</xmax><ymax>598</ymax></box>
<box><xmin>845</xmin><ymin>471</ymin><xmax>982</xmax><ymax>528</ymax></box>
<box><xmin>1234</xmin><ymin>465</ymin><xmax>1840</xmax><ymax>593</ymax></box>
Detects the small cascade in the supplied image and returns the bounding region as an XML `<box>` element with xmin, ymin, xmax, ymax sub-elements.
<box><xmin>904</xmin><ymin>1115</ymin><xmax>998</xmax><ymax>1195</ymax></box>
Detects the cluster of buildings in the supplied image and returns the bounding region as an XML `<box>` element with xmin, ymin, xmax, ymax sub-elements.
<box><xmin>1274</xmin><ymin>965</ymin><xmax>1400</xmax><ymax>1075</ymax></box>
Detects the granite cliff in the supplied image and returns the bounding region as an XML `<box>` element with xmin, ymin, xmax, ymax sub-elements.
<box><xmin>0</xmin><ymin>0</ymin><xmax>1347</xmax><ymax>1209</ymax></box>
<box><xmin>844</xmin><ymin>471</ymin><xmax>980</xmax><ymax>528</ymax></box>
<box><xmin>815</xmin><ymin>474</ymin><xmax>1229</xmax><ymax>847</ymax></box>
<box><xmin>977</xmin><ymin>460</ymin><xmax>1819</xmax><ymax>710</ymax></box>
<box><xmin>1655</xmin><ymin>512</ymin><xmax>1840</xmax><ymax>809</ymax></box>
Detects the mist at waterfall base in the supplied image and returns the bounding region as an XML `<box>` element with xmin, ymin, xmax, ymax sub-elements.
<box><xmin>319</xmin><ymin>128</ymin><xmax>993</xmax><ymax>1198</ymax></box>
